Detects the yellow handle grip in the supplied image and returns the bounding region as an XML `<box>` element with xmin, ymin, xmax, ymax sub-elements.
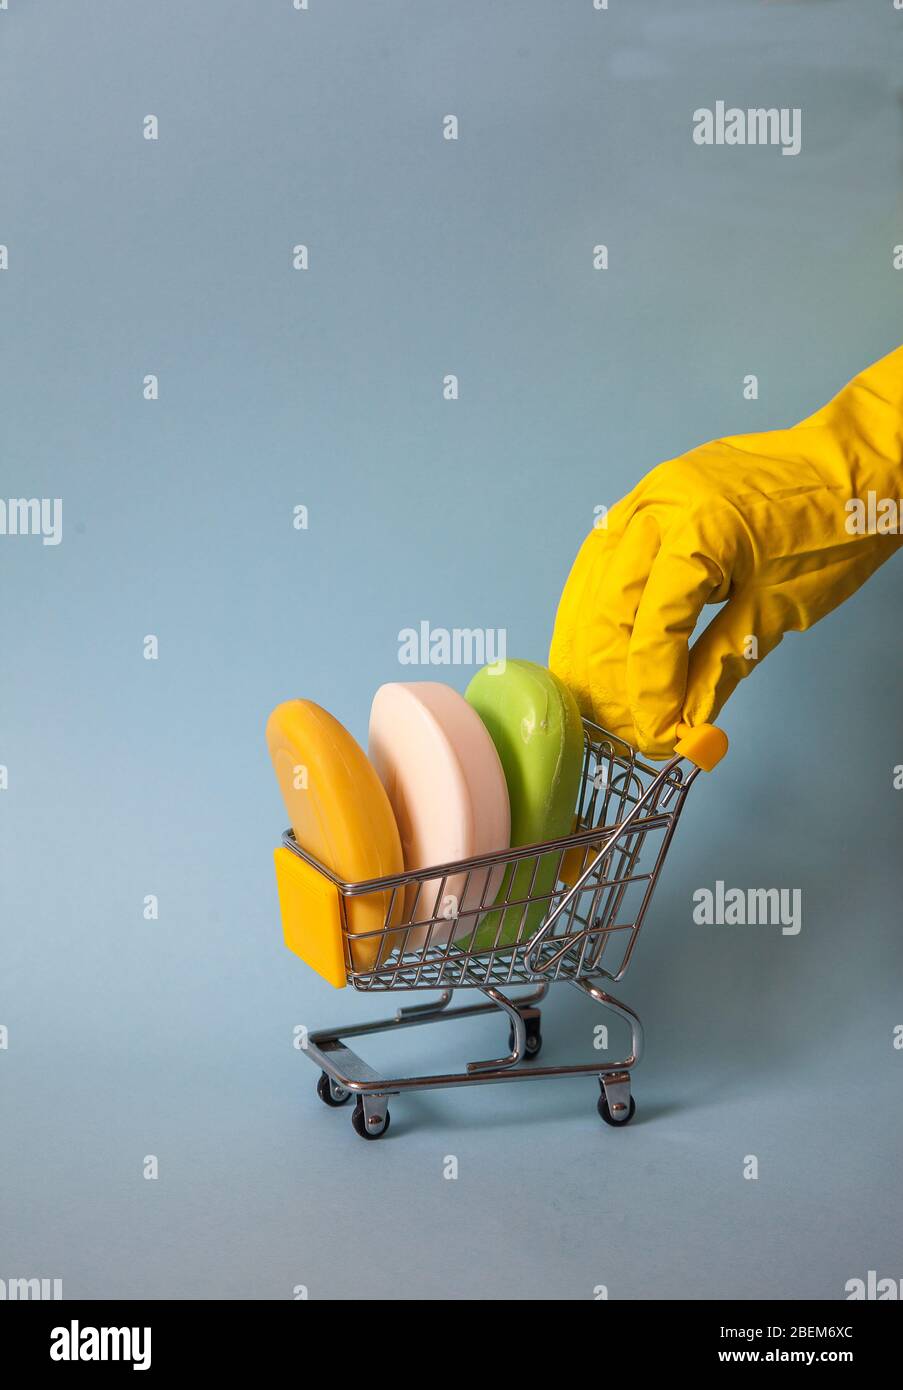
<box><xmin>674</xmin><ymin>722</ymin><xmax>728</xmax><ymax>771</ymax></box>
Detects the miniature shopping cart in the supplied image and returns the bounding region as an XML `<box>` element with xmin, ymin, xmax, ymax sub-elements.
<box><xmin>274</xmin><ymin>718</ymin><xmax>725</xmax><ymax>1139</ymax></box>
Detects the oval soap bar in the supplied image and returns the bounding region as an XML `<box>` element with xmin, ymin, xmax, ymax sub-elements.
<box><xmin>464</xmin><ymin>660</ymin><xmax>584</xmax><ymax>950</ymax></box>
<box><xmin>368</xmin><ymin>682</ymin><xmax>510</xmax><ymax>952</ymax></box>
<box><xmin>266</xmin><ymin>700</ymin><xmax>404</xmax><ymax>973</ymax></box>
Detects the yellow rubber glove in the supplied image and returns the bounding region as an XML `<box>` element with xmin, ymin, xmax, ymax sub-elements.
<box><xmin>550</xmin><ymin>345</ymin><xmax>903</xmax><ymax>758</ymax></box>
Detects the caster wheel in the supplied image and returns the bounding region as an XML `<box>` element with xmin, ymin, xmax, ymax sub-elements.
<box><xmin>597</xmin><ymin>1093</ymin><xmax>636</xmax><ymax>1127</ymax></box>
<box><xmin>317</xmin><ymin>1072</ymin><xmax>351</xmax><ymax>1108</ymax></box>
<box><xmin>509</xmin><ymin>1016</ymin><xmax>543</xmax><ymax>1059</ymax></box>
<box><xmin>351</xmin><ymin>1097</ymin><xmax>391</xmax><ymax>1140</ymax></box>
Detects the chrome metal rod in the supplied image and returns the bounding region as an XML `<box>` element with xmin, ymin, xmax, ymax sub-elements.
<box><xmin>571</xmin><ymin>975</ymin><xmax>644</xmax><ymax>1067</ymax></box>
<box><xmin>466</xmin><ymin>987</ymin><xmax>524</xmax><ymax>1073</ymax></box>
<box><xmin>395</xmin><ymin>989</ymin><xmax>453</xmax><ymax>1021</ymax></box>
<box><xmin>309</xmin><ymin>1036</ymin><xmax>640</xmax><ymax>1095</ymax></box>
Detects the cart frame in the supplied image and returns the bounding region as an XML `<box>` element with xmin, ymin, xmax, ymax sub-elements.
<box><xmin>282</xmin><ymin>719</ymin><xmax>706</xmax><ymax>1138</ymax></box>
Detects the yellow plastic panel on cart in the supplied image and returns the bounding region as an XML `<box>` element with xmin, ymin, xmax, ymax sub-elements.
<box><xmin>674</xmin><ymin>722</ymin><xmax>728</xmax><ymax>771</ymax></box>
<box><xmin>266</xmin><ymin>700</ymin><xmax>404</xmax><ymax>974</ymax></box>
<box><xmin>274</xmin><ymin>846</ymin><xmax>346</xmax><ymax>989</ymax></box>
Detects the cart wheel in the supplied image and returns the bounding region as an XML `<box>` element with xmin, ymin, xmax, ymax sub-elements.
<box><xmin>317</xmin><ymin>1072</ymin><xmax>351</xmax><ymax>1108</ymax></box>
<box><xmin>509</xmin><ymin>1016</ymin><xmax>543</xmax><ymax>1060</ymax></box>
<box><xmin>597</xmin><ymin>1093</ymin><xmax>636</xmax><ymax>1127</ymax></box>
<box><xmin>351</xmin><ymin>1097</ymin><xmax>391</xmax><ymax>1140</ymax></box>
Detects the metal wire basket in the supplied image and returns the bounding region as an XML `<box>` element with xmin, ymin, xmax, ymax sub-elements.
<box><xmin>277</xmin><ymin>717</ymin><xmax>713</xmax><ymax>1139</ymax></box>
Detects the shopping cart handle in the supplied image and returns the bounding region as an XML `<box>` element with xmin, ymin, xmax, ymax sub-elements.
<box><xmin>674</xmin><ymin>722</ymin><xmax>728</xmax><ymax>771</ymax></box>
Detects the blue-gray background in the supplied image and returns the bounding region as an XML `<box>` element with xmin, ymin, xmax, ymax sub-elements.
<box><xmin>2</xmin><ymin>0</ymin><xmax>901</xmax><ymax>1301</ymax></box>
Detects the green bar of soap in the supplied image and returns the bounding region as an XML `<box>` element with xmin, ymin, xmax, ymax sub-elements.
<box><xmin>463</xmin><ymin>660</ymin><xmax>584</xmax><ymax>951</ymax></box>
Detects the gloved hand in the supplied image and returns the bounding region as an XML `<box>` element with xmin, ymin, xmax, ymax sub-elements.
<box><xmin>550</xmin><ymin>345</ymin><xmax>903</xmax><ymax>758</ymax></box>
